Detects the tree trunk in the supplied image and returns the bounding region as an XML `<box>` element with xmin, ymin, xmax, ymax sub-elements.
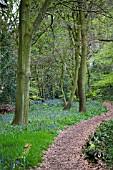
<box><xmin>12</xmin><ymin>0</ymin><xmax>31</xmax><ymax>125</ymax></box>
<box><xmin>35</xmin><ymin>64</ymin><xmax>39</xmax><ymax>93</ymax></box>
<box><xmin>12</xmin><ymin>0</ymin><xmax>52</xmax><ymax>125</ymax></box>
<box><xmin>52</xmin><ymin>84</ymin><xmax>55</xmax><ymax>99</ymax></box>
<box><xmin>78</xmin><ymin>10</ymin><xmax>87</xmax><ymax>113</ymax></box>
<box><xmin>60</xmin><ymin>63</ymin><xmax>67</xmax><ymax>107</ymax></box>
<box><xmin>87</xmin><ymin>64</ymin><xmax>91</xmax><ymax>91</ymax></box>
<box><xmin>41</xmin><ymin>72</ymin><xmax>45</xmax><ymax>102</ymax></box>
<box><xmin>64</xmin><ymin>12</ymin><xmax>81</xmax><ymax>110</ymax></box>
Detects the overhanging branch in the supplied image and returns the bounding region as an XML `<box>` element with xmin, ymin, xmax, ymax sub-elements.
<box><xmin>98</xmin><ymin>39</ymin><xmax>113</xmax><ymax>42</ymax></box>
<box><xmin>32</xmin><ymin>13</ymin><xmax>54</xmax><ymax>45</ymax></box>
<box><xmin>31</xmin><ymin>0</ymin><xmax>52</xmax><ymax>36</ymax></box>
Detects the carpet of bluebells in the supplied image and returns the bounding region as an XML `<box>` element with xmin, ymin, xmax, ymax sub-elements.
<box><xmin>0</xmin><ymin>99</ymin><xmax>107</xmax><ymax>169</ymax></box>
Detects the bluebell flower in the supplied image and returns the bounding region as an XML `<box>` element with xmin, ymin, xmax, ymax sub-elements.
<box><xmin>7</xmin><ymin>117</ymin><xmax>12</xmax><ymax>122</ymax></box>
<box><xmin>50</xmin><ymin>125</ymin><xmax>57</xmax><ymax>129</ymax></box>
<box><xmin>15</xmin><ymin>158</ymin><xmax>21</xmax><ymax>165</ymax></box>
<box><xmin>1</xmin><ymin>157</ymin><xmax>8</xmax><ymax>165</ymax></box>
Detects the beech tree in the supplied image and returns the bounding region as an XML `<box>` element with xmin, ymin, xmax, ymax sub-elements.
<box><xmin>12</xmin><ymin>0</ymin><xmax>53</xmax><ymax>125</ymax></box>
<box><xmin>78</xmin><ymin>1</ymin><xmax>88</xmax><ymax>112</ymax></box>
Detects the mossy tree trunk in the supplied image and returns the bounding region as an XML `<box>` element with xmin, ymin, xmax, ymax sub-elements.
<box><xmin>78</xmin><ymin>9</ymin><xmax>87</xmax><ymax>113</ymax></box>
<box><xmin>60</xmin><ymin>62</ymin><xmax>67</xmax><ymax>107</ymax></box>
<box><xmin>12</xmin><ymin>0</ymin><xmax>52</xmax><ymax>125</ymax></box>
<box><xmin>12</xmin><ymin>0</ymin><xmax>31</xmax><ymax>125</ymax></box>
<box><xmin>64</xmin><ymin>11</ymin><xmax>81</xmax><ymax>109</ymax></box>
<box><xmin>41</xmin><ymin>71</ymin><xmax>45</xmax><ymax>102</ymax></box>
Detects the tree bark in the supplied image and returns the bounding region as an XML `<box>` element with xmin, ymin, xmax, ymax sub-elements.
<box><xmin>64</xmin><ymin>12</ymin><xmax>81</xmax><ymax>110</ymax></box>
<box><xmin>41</xmin><ymin>71</ymin><xmax>45</xmax><ymax>102</ymax></box>
<box><xmin>78</xmin><ymin>9</ymin><xmax>87</xmax><ymax>113</ymax></box>
<box><xmin>87</xmin><ymin>64</ymin><xmax>91</xmax><ymax>91</ymax></box>
<box><xmin>12</xmin><ymin>0</ymin><xmax>31</xmax><ymax>125</ymax></box>
<box><xmin>31</xmin><ymin>0</ymin><xmax>52</xmax><ymax>35</ymax></box>
<box><xmin>12</xmin><ymin>0</ymin><xmax>52</xmax><ymax>125</ymax></box>
<box><xmin>60</xmin><ymin>62</ymin><xmax>67</xmax><ymax>107</ymax></box>
<box><xmin>52</xmin><ymin>84</ymin><xmax>55</xmax><ymax>99</ymax></box>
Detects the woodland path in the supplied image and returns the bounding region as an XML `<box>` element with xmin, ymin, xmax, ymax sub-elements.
<box><xmin>34</xmin><ymin>101</ymin><xmax>113</xmax><ymax>170</ymax></box>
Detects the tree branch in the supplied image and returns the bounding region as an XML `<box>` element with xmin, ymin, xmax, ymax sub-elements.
<box><xmin>32</xmin><ymin>13</ymin><xmax>54</xmax><ymax>45</ymax></box>
<box><xmin>31</xmin><ymin>0</ymin><xmax>52</xmax><ymax>36</ymax></box>
<box><xmin>98</xmin><ymin>39</ymin><xmax>113</xmax><ymax>42</ymax></box>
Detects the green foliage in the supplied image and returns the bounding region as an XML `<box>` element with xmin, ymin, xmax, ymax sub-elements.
<box><xmin>84</xmin><ymin>118</ymin><xmax>113</xmax><ymax>168</ymax></box>
<box><xmin>86</xmin><ymin>89</ymin><xmax>102</xmax><ymax>99</ymax></box>
<box><xmin>93</xmin><ymin>72</ymin><xmax>113</xmax><ymax>87</ymax></box>
<box><xmin>0</xmin><ymin>52</ymin><xmax>17</xmax><ymax>104</ymax></box>
<box><xmin>92</xmin><ymin>42</ymin><xmax>113</xmax><ymax>89</ymax></box>
<box><xmin>88</xmin><ymin>42</ymin><xmax>113</xmax><ymax>99</ymax></box>
<box><xmin>0</xmin><ymin>1</ymin><xmax>18</xmax><ymax>104</ymax></box>
<box><xmin>30</xmin><ymin>86</ymin><xmax>38</xmax><ymax>101</ymax></box>
<box><xmin>0</xmin><ymin>100</ymin><xmax>106</xmax><ymax>169</ymax></box>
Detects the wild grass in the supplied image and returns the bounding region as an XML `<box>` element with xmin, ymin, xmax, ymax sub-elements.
<box><xmin>0</xmin><ymin>99</ymin><xmax>107</xmax><ymax>169</ymax></box>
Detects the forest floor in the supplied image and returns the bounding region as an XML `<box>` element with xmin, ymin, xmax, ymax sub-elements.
<box><xmin>32</xmin><ymin>101</ymin><xmax>113</xmax><ymax>170</ymax></box>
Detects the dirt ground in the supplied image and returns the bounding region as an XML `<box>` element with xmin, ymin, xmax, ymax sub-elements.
<box><xmin>32</xmin><ymin>101</ymin><xmax>113</xmax><ymax>170</ymax></box>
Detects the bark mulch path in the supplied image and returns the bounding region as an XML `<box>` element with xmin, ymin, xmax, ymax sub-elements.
<box><xmin>34</xmin><ymin>101</ymin><xmax>113</xmax><ymax>170</ymax></box>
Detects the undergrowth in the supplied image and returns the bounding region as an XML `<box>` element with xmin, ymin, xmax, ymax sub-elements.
<box><xmin>0</xmin><ymin>99</ymin><xmax>107</xmax><ymax>169</ymax></box>
<box><xmin>84</xmin><ymin>119</ymin><xmax>113</xmax><ymax>168</ymax></box>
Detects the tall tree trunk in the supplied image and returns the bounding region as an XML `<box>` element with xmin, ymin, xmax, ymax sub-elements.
<box><xmin>12</xmin><ymin>0</ymin><xmax>31</xmax><ymax>125</ymax></box>
<box><xmin>24</xmin><ymin>16</ymin><xmax>31</xmax><ymax>126</ymax></box>
<box><xmin>52</xmin><ymin>84</ymin><xmax>55</xmax><ymax>99</ymax></box>
<box><xmin>87</xmin><ymin>63</ymin><xmax>91</xmax><ymax>91</ymax></box>
<box><xmin>64</xmin><ymin>47</ymin><xmax>80</xmax><ymax>109</ymax></box>
<box><xmin>35</xmin><ymin>64</ymin><xmax>39</xmax><ymax>90</ymax></box>
<box><xmin>12</xmin><ymin>0</ymin><xmax>52</xmax><ymax>125</ymax></box>
<box><xmin>64</xmin><ymin>12</ymin><xmax>81</xmax><ymax>109</ymax></box>
<box><xmin>41</xmin><ymin>72</ymin><xmax>45</xmax><ymax>102</ymax></box>
<box><xmin>78</xmin><ymin>9</ymin><xmax>87</xmax><ymax>112</ymax></box>
<box><xmin>60</xmin><ymin>63</ymin><xmax>67</xmax><ymax>107</ymax></box>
